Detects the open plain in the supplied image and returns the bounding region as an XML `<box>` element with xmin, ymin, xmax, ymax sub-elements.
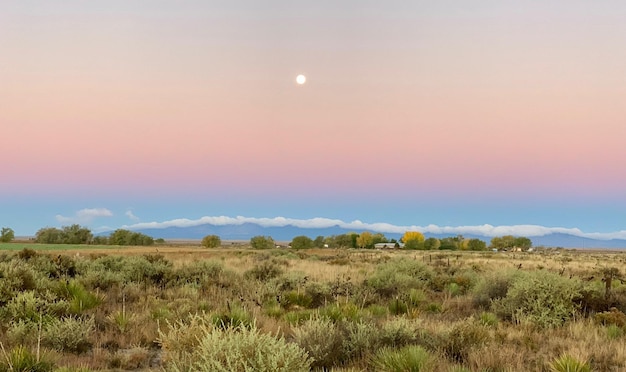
<box><xmin>1</xmin><ymin>243</ymin><xmax>625</xmax><ymax>371</ymax></box>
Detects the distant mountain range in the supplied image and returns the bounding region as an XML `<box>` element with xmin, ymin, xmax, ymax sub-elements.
<box><xmin>131</xmin><ymin>222</ymin><xmax>626</xmax><ymax>249</ymax></box>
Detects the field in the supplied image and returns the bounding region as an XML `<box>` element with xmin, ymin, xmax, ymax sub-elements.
<box><xmin>1</xmin><ymin>243</ymin><xmax>626</xmax><ymax>371</ymax></box>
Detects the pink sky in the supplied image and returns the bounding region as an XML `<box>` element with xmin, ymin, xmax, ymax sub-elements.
<box><xmin>1</xmin><ymin>1</ymin><xmax>626</xmax><ymax>234</ymax></box>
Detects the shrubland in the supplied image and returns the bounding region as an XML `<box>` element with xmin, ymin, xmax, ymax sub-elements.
<box><xmin>0</xmin><ymin>244</ymin><xmax>624</xmax><ymax>371</ymax></box>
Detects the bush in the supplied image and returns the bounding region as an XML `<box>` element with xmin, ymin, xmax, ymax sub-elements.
<box><xmin>290</xmin><ymin>236</ymin><xmax>314</xmax><ymax>250</ymax></box>
<box><xmin>371</xmin><ymin>345</ymin><xmax>434</xmax><ymax>372</ymax></box>
<box><xmin>492</xmin><ymin>270</ymin><xmax>582</xmax><ymax>328</ymax></box>
<box><xmin>6</xmin><ymin>319</ymin><xmax>38</xmax><ymax>345</ymax></box>
<box><xmin>594</xmin><ymin>307</ymin><xmax>626</xmax><ymax>329</ymax></box>
<box><xmin>52</xmin><ymin>255</ymin><xmax>77</xmax><ymax>278</ymax></box>
<box><xmin>108</xmin><ymin>346</ymin><xmax>151</xmax><ymax>370</ymax></box>
<box><xmin>114</xmin><ymin>255</ymin><xmax>173</xmax><ymax>286</ymax></box>
<box><xmin>471</xmin><ymin>269</ymin><xmax>520</xmax><ymax>309</ymax></box>
<box><xmin>17</xmin><ymin>248</ymin><xmax>38</xmax><ymax>261</ymax></box>
<box><xmin>250</xmin><ymin>236</ymin><xmax>276</xmax><ymax>250</ymax></box>
<box><xmin>342</xmin><ymin>321</ymin><xmax>380</xmax><ymax>360</ymax></box>
<box><xmin>43</xmin><ymin>316</ymin><xmax>95</xmax><ymax>353</ymax></box>
<box><xmin>379</xmin><ymin>317</ymin><xmax>418</xmax><ymax>348</ymax></box>
<box><xmin>201</xmin><ymin>235</ymin><xmax>221</xmax><ymax>248</ymax></box>
<box><xmin>245</xmin><ymin>261</ymin><xmax>283</xmax><ymax>281</ymax></box>
<box><xmin>292</xmin><ymin>317</ymin><xmax>345</xmax><ymax>368</ymax></box>
<box><xmin>160</xmin><ymin>322</ymin><xmax>311</xmax><ymax>372</ymax></box>
<box><xmin>0</xmin><ymin>261</ymin><xmax>39</xmax><ymax>305</ymax></box>
<box><xmin>3</xmin><ymin>291</ymin><xmax>48</xmax><ymax>322</ymax></box>
<box><xmin>170</xmin><ymin>260</ymin><xmax>226</xmax><ymax>287</ymax></box>
<box><xmin>157</xmin><ymin>314</ymin><xmax>215</xmax><ymax>364</ymax></box>
<box><xmin>366</xmin><ymin>259</ymin><xmax>432</xmax><ymax>299</ymax></box>
<box><xmin>439</xmin><ymin>320</ymin><xmax>489</xmax><ymax>363</ymax></box>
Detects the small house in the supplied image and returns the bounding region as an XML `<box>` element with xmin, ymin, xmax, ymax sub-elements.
<box><xmin>374</xmin><ymin>242</ymin><xmax>403</xmax><ymax>249</ymax></box>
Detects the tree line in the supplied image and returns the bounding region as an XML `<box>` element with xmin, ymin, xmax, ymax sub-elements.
<box><xmin>200</xmin><ymin>231</ymin><xmax>532</xmax><ymax>251</ymax></box>
<box><xmin>33</xmin><ymin>225</ymin><xmax>156</xmax><ymax>246</ymax></box>
<box><xmin>2</xmin><ymin>224</ymin><xmax>532</xmax><ymax>251</ymax></box>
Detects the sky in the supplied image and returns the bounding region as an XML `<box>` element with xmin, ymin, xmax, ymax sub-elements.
<box><xmin>1</xmin><ymin>1</ymin><xmax>626</xmax><ymax>238</ymax></box>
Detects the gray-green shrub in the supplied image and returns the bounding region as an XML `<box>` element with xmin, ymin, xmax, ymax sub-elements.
<box><xmin>43</xmin><ymin>316</ymin><xmax>95</xmax><ymax>353</ymax></box>
<box><xmin>245</xmin><ymin>261</ymin><xmax>283</xmax><ymax>281</ymax></box>
<box><xmin>471</xmin><ymin>269</ymin><xmax>521</xmax><ymax>309</ymax></box>
<box><xmin>439</xmin><ymin>320</ymin><xmax>490</xmax><ymax>363</ymax></box>
<box><xmin>379</xmin><ymin>317</ymin><xmax>418</xmax><ymax>347</ymax></box>
<box><xmin>292</xmin><ymin>317</ymin><xmax>345</xmax><ymax>368</ymax></box>
<box><xmin>366</xmin><ymin>259</ymin><xmax>432</xmax><ymax>299</ymax></box>
<box><xmin>170</xmin><ymin>260</ymin><xmax>226</xmax><ymax>287</ymax></box>
<box><xmin>492</xmin><ymin>270</ymin><xmax>582</xmax><ymax>328</ymax></box>
<box><xmin>342</xmin><ymin>321</ymin><xmax>380</xmax><ymax>360</ymax></box>
<box><xmin>160</xmin><ymin>321</ymin><xmax>311</xmax><ymax>372</ymax></box>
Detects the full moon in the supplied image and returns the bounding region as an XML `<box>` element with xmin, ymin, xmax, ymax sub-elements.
<box><xmin>296</xmin><ymin>74</ymin><xmax>306</xmax><ymax>85</ymax></box>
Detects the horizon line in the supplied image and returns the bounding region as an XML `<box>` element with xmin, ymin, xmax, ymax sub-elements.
<box><xmin>99</xmin><ymin>215</ymin><xmax>626</xmax><ymax>241</ymax></box>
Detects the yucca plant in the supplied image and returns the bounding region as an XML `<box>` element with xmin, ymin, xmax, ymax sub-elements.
<box><xmin>478</xmin><ymin>311</ymin><xmax>499</xmax><ymax>327</ymax></box>
<box><xmin>371</xmin><ymin>345</ymin><xmax>434</xmax><ymax>372</ymax></box>
<box><xmin>60</xmin><ymin>280</ymin><xmax>103</xmax><ymax>314</ymax></box>
<box><xmin>0</xmin><ymin>344</ymin><xmax>55</xmax><ymax>372</ymax></box>
<box><xmin>549</xmin><ymin>354</ymin><xmax>591</xmax><ymax>372</ymax></box>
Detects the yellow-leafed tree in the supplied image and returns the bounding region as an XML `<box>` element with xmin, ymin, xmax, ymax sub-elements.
<box><xmin>402</xmin><ymin>231</ymin><xmax>425</xmax><ymax>250</ymax></box>
<box><xmin>356</xmin><ymin>231</ymin><xmax>374</xmax><ymax>249</ymax></box>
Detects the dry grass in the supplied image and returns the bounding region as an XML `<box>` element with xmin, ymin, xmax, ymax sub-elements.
<box><xmin>1</xmin><ymin>245</ymin><xmax>625</xmax><ymax>371</ymax></box>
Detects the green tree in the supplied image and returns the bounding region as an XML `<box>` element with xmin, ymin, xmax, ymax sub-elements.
<box><xmin>108</xmin><ymin>229</ymin><xmax>154</xmax><ymax>246</ymax></box>
<box><xmin>467</xmin><ymin>238</ymin><xmax>487</xmax><ymax>251</ymax></box>
<box><xmin>109</xmin><ymin>229</ymin><xmax>131</xmax><ymax>245</ymax></box>
<box><xmin>35</xmin><ymin>225</ymin><xmax>93</xmax><ymax>244</ymax></box>
<box><xmin>439</xmin><ymin>237</ymin><xmax>458</xmax><ymax>250</ymax></box>
<box><xmin>290</xmin><ymin>235</ymin><xmax>313</xmax><ymax>250</ymax></box>
<box><xmin>35</xmin><ymin>227</ymin><xmax>64</xmax><ymax>244</ymax></box>
<box><xmin>372</xmin><ymin>233</ymin><xmax>388</xmax><ymax>245</ymax></box>
<box><xmin>0</xmin><ymin>227</ymin><xmax>15</xmax><ymax>243</ymax></box>
<box><xmin>61</xmin><ymin>224</ymin><xmax>93</xmax><ymax>244</ymax></box>
<box><xmin>201</xmin><ymin>235</ymin><xmax>222</xmax><ymax>248</ymax></box>
<box><xmin>349</xmin><ymin>233</ymin><xmax>359</xmax><ymax>248</ymax></box>
<box><xmin>332</xmin><ymin>234</ymin><xmax>353</xmax><ymax>248</ymax></box>
<box><xmin>313</xmin><ymin>235</ymin><xmax>325</xmax><ymax>248</ymax></box>
<box><xmin>92</xmin><ymin>236</ymin><xmax>109</xmax><ymax>245</ymax></box>
<box><xmin>405</xmin><ymin>240</ymin><xmax>424</xmax><ymax>250</ymax></box>
<box><xmin>513</xmin><ymin>236</ymin><xmax>532</xmax><ymax>250</ymax></box>
<box><xmin>423</xmin><ymin>237</ymin><xmax>441</xmax><ymax>250</ymax></box>
<box><xmin>250</xmin><ymin>235</ymin><xmax>275</xmax><ymax>250</ymax></box>
<box><xmin>490</xmin><ymin>235</ymin><xmax>528</xmax><ymax>251</ymax></box>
